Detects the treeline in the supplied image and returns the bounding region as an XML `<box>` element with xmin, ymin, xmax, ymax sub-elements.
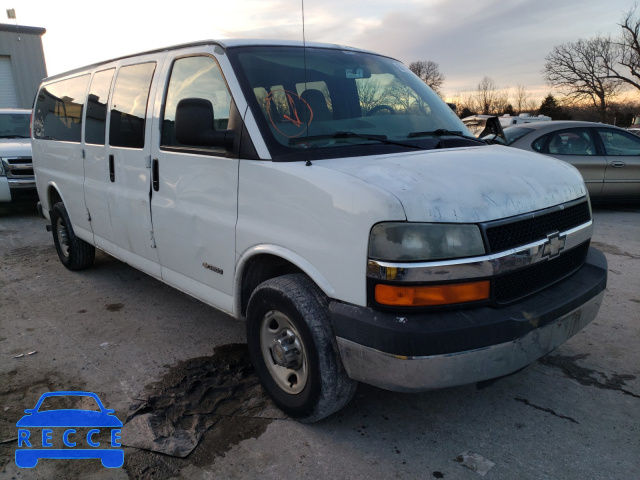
<box><xmin>408</xmin><ymin>5</ymin><xmax>640</xmax><ymax>127</ymax></box>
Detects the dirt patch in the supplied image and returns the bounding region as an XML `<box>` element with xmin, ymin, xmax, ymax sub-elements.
<box><xmin>590</xmin><ymin>241</ymin><xmax>640</xmax><ymax>260</ymax></box>
<box><xmin>2</xmin><ymin>244</ymin><xmax>57</xmax><ymax>266</ymax></box>
<box><xmin>121</xmin><ymin>343</ymin><xmax>283</xmax><ymax>478</ymax></box>
<box><xmin>540</xmin><ymin>353</ymin><xmax>639</xmax><ymax>399</ymax></box>
<box><xmin>106</xmin><ymin>303</ymin><xmax>125</xmax><ymax>312</ymax></box>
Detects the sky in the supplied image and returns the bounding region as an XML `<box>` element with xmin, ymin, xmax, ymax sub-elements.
<box><xmin>2</xmin><ymin>0</ymin><xmax>637</xmax><ymax>102</ymax></box>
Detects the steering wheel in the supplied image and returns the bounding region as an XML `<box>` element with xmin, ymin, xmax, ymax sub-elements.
<box><xmin>367</xmin><ymin>105</ymin><xmax>395</xmax><ymax>116</ymax></box>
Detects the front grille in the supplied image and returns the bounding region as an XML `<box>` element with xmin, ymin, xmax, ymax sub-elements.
<box><xmin>7</xmin><ymin>157</ymin><xmax>32</xmax><ymax>164</ymax></box>
<box><xmin>4</xmin><ymin>157</ymin><xmax>34</xmax><ymax>178</ymax></box>
<box><xmin>7</xmin><ymin>167</ymin><xmax>34</xmax><ymax>176</ymax></box>
<box><xmin>494</xmin><ymin>241</ymin><xmax>590</xmax><ymax>304</ymax></box>
<box><xmin>485</xmin><ymin>201</ymin><xmax>591</xmax><ymax>253</ymax></box>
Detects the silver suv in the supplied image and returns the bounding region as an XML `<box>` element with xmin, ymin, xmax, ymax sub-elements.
<box><xmin>0</xmin><ymin>108</ymin><xmax>35</xmax><ymax>202</ymax></box>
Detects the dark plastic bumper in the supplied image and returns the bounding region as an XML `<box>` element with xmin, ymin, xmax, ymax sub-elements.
<box><xmin>331</xmin><ymin>247</ymin><xmax>607</xmax><ymax>357</ymax></box>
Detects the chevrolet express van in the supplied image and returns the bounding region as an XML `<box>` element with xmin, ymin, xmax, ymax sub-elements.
<box><xmin>32</xmin><ymin>40</ymin><xmax>607</xmax><ymax>422</ymax></box>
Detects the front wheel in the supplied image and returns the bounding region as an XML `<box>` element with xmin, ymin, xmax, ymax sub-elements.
<box><xmin>50</xmin><ymin>202</ymin><xmax>95</xmax><ymax>270</ymax></box>
<box><xmin>246</xmin><ymin>274</ymin><xmax>357</xmax><ymax>422</ymax></box>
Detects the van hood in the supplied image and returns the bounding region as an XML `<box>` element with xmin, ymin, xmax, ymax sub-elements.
<box><xmin>0</xmin><ymin>138</ymin><xmax>32</xmax><ymax>158</ymax></box>
<box><xmin>316</xmin><ymin>146</ymin><xmax>587</xmax><ymax>223</ymax></box>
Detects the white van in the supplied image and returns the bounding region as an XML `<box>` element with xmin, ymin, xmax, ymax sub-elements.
<box><xmin>500</xmin><ymin>113</ymin><xmax>552</xmax><ymax>128</ymax></box>
<box><xmin>32</xmin><ymin>40</ymin><xmax>607</xmax><ymax>422</ymax></box>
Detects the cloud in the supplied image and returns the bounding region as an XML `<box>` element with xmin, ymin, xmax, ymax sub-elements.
<box><xmin>14</xmin><ymin>0</ymin><xmax>634</xmax><ymax>99</ymax></box>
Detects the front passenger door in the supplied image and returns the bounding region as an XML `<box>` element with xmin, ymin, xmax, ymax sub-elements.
<box><xmin>541</xmin><ymin>127</ymin><xmax>606</xmax><ymax>198</ymax></box>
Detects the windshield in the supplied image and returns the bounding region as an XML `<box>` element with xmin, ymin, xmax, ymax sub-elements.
<box><xmin>504</xmin><ymin>125</ymin><xmax>534</xmax><ymax>145</ymax></box>
<box><xmin>0</xmin><ymin>112</ymin><xmax>30</xmax><ymax>138</ymax></box>
<box><xmin>228</xmin><ymin>46</ymin><xmax>476</xmax><ymax>160</ymax></box>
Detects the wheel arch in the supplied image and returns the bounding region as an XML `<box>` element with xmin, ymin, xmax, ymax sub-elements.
<box><xmin>235</xmin><ymin>245</ymin><xmax>336</xmax><ymax>318</ymax></box>
<box><xmin>44</xmin><ymin>182</ymin><xmax>64</xmax><ymax>213</ymax></box>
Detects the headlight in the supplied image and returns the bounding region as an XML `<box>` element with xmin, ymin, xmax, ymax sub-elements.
<box><xmin>369</xmin><ymin>223</ymin><xmax>485</xmax><ymax>261</ymax></box>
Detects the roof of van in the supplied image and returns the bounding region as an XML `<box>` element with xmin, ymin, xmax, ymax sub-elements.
<box><xmin>41</xmin><ymin>39</ymin><xmax>383</xmax><ymax>83</ymax></box>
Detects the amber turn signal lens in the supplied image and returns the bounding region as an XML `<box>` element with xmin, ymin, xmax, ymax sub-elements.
<box><xmin>375</xmin><ymin>281</ymin><xmax>490</xmax><ymax>307</ymax></box>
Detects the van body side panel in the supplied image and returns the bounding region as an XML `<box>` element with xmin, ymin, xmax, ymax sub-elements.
<box><xmin>235</xmin><ymin>160</ymin><xmax>406</xmax><ymax>307</ymax></box>
<box><xmin>83</xmin><ymin>68</ymin><xmax>117</xmax><ymax>248</ymax></box>
<box><xmin>149</xmin><ymin>50</ymin><xmax>240</xmax><ymax>298</ymax></box>
<box><xmin>105</xmin><ymin>58</ymin><xmax>164</xmax><ymax>277</ymax></box>
<box><xmin>32</xmin><ymin>140</ymin><xmax>89</xmax><ymax>234</ymax></box>
<box><xmin>151</xmin><ymin>150</ymin><xmax>239</xmax><ymax>296</ymax></box>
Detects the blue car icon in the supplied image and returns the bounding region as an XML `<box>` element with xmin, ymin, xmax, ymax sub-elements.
<box><xmin>15</xmin><ymin>391</ymin><xmax>123</xmax><ymax>468</ymax></box>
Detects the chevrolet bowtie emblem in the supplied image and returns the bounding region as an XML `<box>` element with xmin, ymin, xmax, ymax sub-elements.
<box><xmin>542</xmin><ymin>232</ymin><xmax>566</xmax><ymax>259</ymax></box>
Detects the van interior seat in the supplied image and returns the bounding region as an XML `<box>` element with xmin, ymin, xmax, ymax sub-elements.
<box><xmin>301</xmin><ymin>89</ymin><xmax>332</xmax><ymax>123</ymax></box>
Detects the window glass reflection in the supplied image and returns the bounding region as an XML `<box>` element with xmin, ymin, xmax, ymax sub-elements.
<box><xmin>85</xmin><ymin>68</ymin><xmax>114</xmax><ymax>145</ymax></box>
<box><xmin>110</xmin><ymin>63</ymin><xmax>156</xmax><ymax>149</ymax></box>
<box><xmin>162</xmin><ymin>56</ymin><xmax>231</xmax><ymax>150</ymax></box>
<box><xmin>33</xmin><ymin>74</ymin><xmax>90</xmax><ymax>142</ymax></box>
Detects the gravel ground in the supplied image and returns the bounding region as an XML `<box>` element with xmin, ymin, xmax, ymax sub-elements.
<box><xmin>1</xmin><ymin>197</ymin><xmax>638</xmax><ymax>480</ymax></box>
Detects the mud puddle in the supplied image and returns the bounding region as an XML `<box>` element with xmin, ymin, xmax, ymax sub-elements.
<box><xmin>122</xmin><ymin>343</ymin><xmax>285</xmax><ymax>478</ymax></box>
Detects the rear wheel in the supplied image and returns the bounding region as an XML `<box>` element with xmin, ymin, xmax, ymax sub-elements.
<box><xmin>246</xmin><ymin>274</ymin><xmax>357</xmax><ymax>422</ymax></box>
<box><xmin>50</xmin><ymin>202</ymin><xmax>95</xmax><ymax>270</ymax></box>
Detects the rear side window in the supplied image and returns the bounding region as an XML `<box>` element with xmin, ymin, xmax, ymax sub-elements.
<box><xmin>597</xmin><ymin>128</ymin><xmax>640</xmax><ymax>155</ymax></box>
<box><xmin>532</xmin><ymin>134</ymin><xmax>547</xmax><ymax>152</ymax></box>
<box><xmin>546</xmin><ymin>128</ymin><xmax>595</xmax><ymax>156</ymax></box>
<box><xmin>161</xmin><ymin>55</ymin><xmax>231</xmax><ymax>152</ymax></box>
<box><xmin>85</xmin><ymin>68</ymin><xmax>115</xmax><ymax>145</ymax></box>
<box><xmin>502</xmin><ymin>126</ymin><xmax>533</xmax><ymax>146</ymax></box>
<box><xmin>109</xmin><ymin>63</ymin><xmax>156</xmax><ymax>149</ymax></box>
<box><xmin>33</xmin><ymin>75</ymin><xmax>90</xmax><ymax>142</ymax></box>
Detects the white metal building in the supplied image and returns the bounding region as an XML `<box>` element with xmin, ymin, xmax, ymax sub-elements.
<box><xmin>0</xmin><ymin>23</ymin><xmax>47</xmax><ymax>108</ymax></box>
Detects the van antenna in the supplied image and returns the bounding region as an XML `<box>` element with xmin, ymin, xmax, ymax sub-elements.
<box><xmin>302</xmin><ymin>0</ymin><xmax>312</xmax><ymax>166</ymax></box>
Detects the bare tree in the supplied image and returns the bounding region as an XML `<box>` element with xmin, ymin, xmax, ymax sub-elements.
<box><xmin>604</xmin><ymin>5</ymin><xmax>640</xmax><ymax>90</ymax></box>
<box><xmin>448</xmin><ymin>90</ymin><xmax>477</xmax><ymax>117</ymax></box>
<box><xmin>513</xmin><ymin>84</ymin><xmax>534</xmax><ymax>114</ymax></box>
<box><xmin>543</xmin><ymin>36</ymin><xmax>623</xmax><ymax>122</ymax></box>
<box><xmin>474</xmin><ymin>76</ymin><xmax>508</xmax><ymax>115</ymax></box>
<box><xmin>408</xmin><ymin>60</ymin><xmax>445</xmax><ymax>94</ymax></box>
<box><xmin>384</xmin><ymin>78</ymin><xmax>427</xmax><ymax>113</ymax></box>
<box><xmin>356</xmin><ymin>78</ymin><xmax>387</xmax><ymax>115</ymax></box>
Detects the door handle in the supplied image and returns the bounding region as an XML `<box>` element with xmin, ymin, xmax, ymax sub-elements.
<box><xmin>109</xmin><ymin>154</ymin><xmax>115</xmax><ymax>182</ymax></box>
<box><xmin>152</xmin><ymin>158</ymin><xmax>159</xmax><ymax>192</ymax></box>
<box><xmin>610</xmin><ymin>161</ymin><xmax>625</xmax><ymax>168</ymax></box>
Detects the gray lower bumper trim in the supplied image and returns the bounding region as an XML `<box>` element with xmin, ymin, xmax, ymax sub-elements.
<box><xmin>8</xmin><ymin>178</ymin><xmax>36</xmax><ymax>189</ymax></box>
<box><xmin>336</xmin><ymin>291</ymin><xmax>604</xmax><ymax>392</ymax></box>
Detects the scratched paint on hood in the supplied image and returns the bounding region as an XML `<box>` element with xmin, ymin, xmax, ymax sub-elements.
<box><xmin>317</xmin><ymin>146</ymin><xmax>587</xmax><ymax>223</ymax></box>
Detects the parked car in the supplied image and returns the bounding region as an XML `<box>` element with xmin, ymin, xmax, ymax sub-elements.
<box><xmin>627</xmin><ymin>114</ymin><xmax>640</xmax><ymax>136</ymax></box>
<box><xmin>499</xmin><ymin>113</ymin><xmax>552</xmax><ymax>128</ymax></box>
<box><xmin>505</xmin><ymin>121</ymin><xmax>640</xmax><ymax>200</ymax></box>
<box><xmin>461</xmin><ymin>115</ymin><xmax>506</xmax><ymax>144</ymax></box>
<box><xmin>0</xmin><ymin>108</ymin><xmax>35</xmax><ymax>202</ymax></box>
<box><xmin>32</xmin><ymin>40</ymin><xmax>607</xmax><ymax>422</ymax></box>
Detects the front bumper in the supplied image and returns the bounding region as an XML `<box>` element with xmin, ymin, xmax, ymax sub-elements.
<box><xmin>8</xmin><ymin>177</ymin><xmax>36</xmax><ymax>189</ymax></box>
<box><xmin>331</xmin><ymin>247</ymin><xmax>607</xmax><ymax>392</ymax></box>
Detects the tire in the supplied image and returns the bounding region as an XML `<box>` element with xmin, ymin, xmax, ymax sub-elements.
<box><xmin>50</xmin><ymin>202</ymin><xmax>95</xmax><ymax>270</ymax></box>
<box><xmin>246</xmin><ymin>273</ymin><xmax>357</xmax><ymax>423</ymax></box>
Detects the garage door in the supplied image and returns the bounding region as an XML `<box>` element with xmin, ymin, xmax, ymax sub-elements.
<box><xmin>0</xmin><ymin>56</ymin><xmax>19</xmax><ymax>108</ymax></box>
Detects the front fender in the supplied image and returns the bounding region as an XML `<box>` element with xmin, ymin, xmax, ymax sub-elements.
<box><xmin>234</xmin><ymin>244</ymin><xmax>336</xmax><ymax>318</ymax></box>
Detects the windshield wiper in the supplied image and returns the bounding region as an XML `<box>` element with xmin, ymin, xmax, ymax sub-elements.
<box><xmin>408</xmin><ymin>129</ymin><xmax>484</xmax><ymax>143</ymax></box>
<box><xmin>0</xmin><ymin>134</ymin><xmax>29</xmax><ymax>139</ymax></box>
<box><xmin>290</xmin><ymin>131</ymin><xmax>425</xmax><ymax>150</ymax></box>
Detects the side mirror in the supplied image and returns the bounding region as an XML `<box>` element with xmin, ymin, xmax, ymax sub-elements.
<box><xmin>175</xmin><ymin>98</ymin><xmax>234</xmax><ymax>149</ymax></box>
